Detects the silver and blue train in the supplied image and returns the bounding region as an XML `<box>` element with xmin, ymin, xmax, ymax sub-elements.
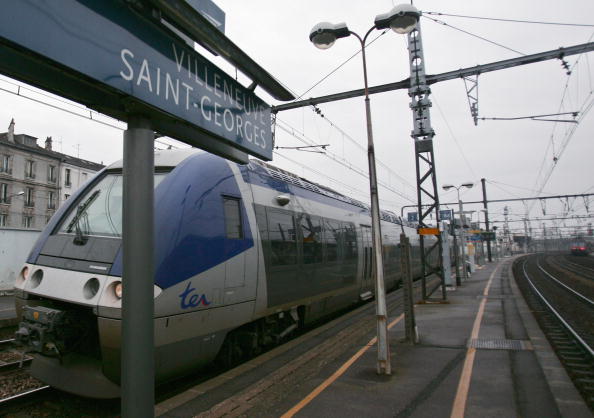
<box><xmin>13</xmin><ymin>149</ymin><xmax>434</xmax><ymax>398</ymax></box>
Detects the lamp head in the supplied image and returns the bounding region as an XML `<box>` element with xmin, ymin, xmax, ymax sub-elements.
<box><xmin>16</xmin><ymin>190</ymin><xmax>24</xmax><ymax>196</ymax></box>
<box><xmin>442</xmin><ymin>184</ymin><xmax>454</xmax><ymax>191</ymax></box>
<box><xmin>309</xmin><ymin>22</ymin><xmax>350</xmax><ymax>50</ymax></box>
<box><xmin>374</xmin><ymin>4</ymin><xmax>420</xmax><ymax>34</ymax></box>
<box><xmin>461</xmin><ymin>182</ymin><xmax>474</xmax><ymax>189</ymax></box>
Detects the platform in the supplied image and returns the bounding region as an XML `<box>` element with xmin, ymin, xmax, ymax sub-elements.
<box><xmin>156</xmin><ymin>256</ymin><xmax>591</xmax><ymax>417</ymax></box>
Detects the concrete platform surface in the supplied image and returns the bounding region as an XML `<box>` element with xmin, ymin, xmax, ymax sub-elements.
<box><xmin>158</xmin><ymin>256</ymin><xmax>591</xmax><ymax>418</ymax></box>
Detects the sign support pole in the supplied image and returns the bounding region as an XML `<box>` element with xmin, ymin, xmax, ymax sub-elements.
<box><xmin>407</xmin><ymin>23</ymin><xmax>446</xmax><ymax>301</ymax></box>
<box><xmin>400</xmin><ymin>233</ymin><xmax>418</xmax><ymax>344</ymax></box>
<box><xmin>122</xmin><ymin>116</ymin><xmax>155</xmax><ymax>417</ymax></box>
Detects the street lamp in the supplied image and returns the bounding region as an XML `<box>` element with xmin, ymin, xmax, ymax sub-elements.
<box><xmin>310</xmin><ymin>4</ymin><xmax>420</xmax><ymax>376</ymax></box>
<box><xmin>442</xmin><ymin>183</ymin><xmax>473</xmax><ymax>280</ymax></box>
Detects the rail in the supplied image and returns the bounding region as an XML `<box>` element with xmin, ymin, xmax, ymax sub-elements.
<box><xmin>521</xmin><ymin>259</ymin><xmax>594</xmax><ymax>358</ymax></box>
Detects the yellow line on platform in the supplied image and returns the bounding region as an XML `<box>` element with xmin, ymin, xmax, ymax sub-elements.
<box><xmin>450</xmin><ymin>264</ymin><xmax>499</xmax><ymax>418</ymax></box>
<box><xmin>281</xmin><ymin>313</ymin><xmax>405</xmax><ymax>418</ymax></box>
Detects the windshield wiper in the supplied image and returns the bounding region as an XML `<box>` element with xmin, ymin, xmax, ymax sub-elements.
<box><xmin>66</xmin><ymin>190</ymin><xmax>100</xmax><ymax>245</ymax></box>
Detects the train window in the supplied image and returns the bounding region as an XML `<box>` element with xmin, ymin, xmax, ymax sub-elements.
<box><xmin>299</xmin><ymin>214</ymin><xmax>322</xmax><ymax>264</ymax></box>
<box><xmin>58</xmin><ymin>172</ymin><xmax>167</xmax><ymax>238</ymax></box>
<box><xmin>323</xmin><ymin>219</ymin><xmax>340</xmax><ymax>262</ymax></box>
<box><xmin>223</xmin><ymin>197</ymin><xmax>243</xmax><ymax>239</ymax></box>
<box><xmin>342</xmin><ymin>222</ymin><xmax>358</xmax><ymax>260</ymax></box>
<box><xmin>268</xmin><ymin>210</ymin><xmax>297</xmax><ymax>266</ymax></box>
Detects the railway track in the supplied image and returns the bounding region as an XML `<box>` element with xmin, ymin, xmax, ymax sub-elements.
<box><xmin>514</xmin><ymin>255</ymin><xmax>594</xmax><ymax>411</ymax></box>
<box><xmin>546</xmin><ymin>254</ymin><xmax>594</xmax><ymax>281</ymax></box>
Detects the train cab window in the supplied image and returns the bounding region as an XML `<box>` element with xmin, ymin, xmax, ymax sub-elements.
<box><xmin>58</xmin><ymin>172</ymin><xmax>167</xmax><ymax>238</ymax></box>
<box><xmin>268</xmin><ymin>210</ymin><xmax>297</xmax><ymax>266</ymax></box>
<box><xmin>299</xmin><ymin>215</ymin><xmax>322</xmax><ymax>264</ymax></box>
<box><xmin>223</xmin><ymin>197</ymin><xmax>243</xmax><ymax>239</ymax></box>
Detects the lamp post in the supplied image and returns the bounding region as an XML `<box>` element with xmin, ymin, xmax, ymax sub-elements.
<box><xmin>310</xmin><ymin>4</ymin><xmax>419</xmax><ymax>375</ymax></box>
<box><xmin>442</xmin><ymin>183</ymin><xmax>473</xmax><ymax>280</ymax></box>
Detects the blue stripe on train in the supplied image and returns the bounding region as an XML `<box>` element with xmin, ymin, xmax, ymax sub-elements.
<box><xmin>110</xmin><ymin>153</ymin><xmax>254</xmax><ymax>289</ymax></box>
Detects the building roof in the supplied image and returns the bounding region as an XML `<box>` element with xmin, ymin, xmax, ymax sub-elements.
<box><xmin>0</xmin><ymin>132</ymin><xmax>104</xmax><ymax>171</ymax></box>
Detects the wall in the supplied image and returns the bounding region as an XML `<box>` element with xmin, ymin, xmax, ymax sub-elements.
<box><xmin>0</xmin><ymin>228</ymin><xmax>40</xmax><ymax>290</ymax></box>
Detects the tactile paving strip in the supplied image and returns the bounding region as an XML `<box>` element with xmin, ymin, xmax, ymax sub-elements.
<box><xmin>468</xmin><ymin>338</ymin><xmax>533</xmax><ymax>351</ymax></box>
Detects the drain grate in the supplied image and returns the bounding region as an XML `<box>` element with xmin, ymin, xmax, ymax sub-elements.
<box><xmin>468</xmin><ymin>338</ymin><xmax>532</xmax><ymax>351</ymax></box>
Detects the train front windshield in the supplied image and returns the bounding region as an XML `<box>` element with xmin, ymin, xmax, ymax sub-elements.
<box><xmin>59</xmin><ymin>173</ymin><xmax>166</xmax><ymax>238</ymax></box>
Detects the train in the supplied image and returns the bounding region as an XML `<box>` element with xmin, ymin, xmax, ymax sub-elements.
<box><xmin>13</xmin><ymin>149</ymin><xmax>438</xmax><ymax>398</ymax></box>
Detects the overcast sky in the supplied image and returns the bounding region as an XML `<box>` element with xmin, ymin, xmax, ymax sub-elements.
<box><xmin>1</xmin><ymin>0</ymin><xmax>593</xmax><ymax>238</ymax></box>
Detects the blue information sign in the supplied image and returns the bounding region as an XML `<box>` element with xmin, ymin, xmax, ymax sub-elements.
<box><xmin>439</xmin><ymin>209</ymin><xmax>453</xmax><ymax>221</ymax></box>
<box><xmin>0</xmin><ymin>0</ymin><xmax>272</xmax><ymax>161</ymax></box>
<box><xmin>407</xmin><ymin>212</ymin><xmax>418</xmax><ymax>223</ymax></box>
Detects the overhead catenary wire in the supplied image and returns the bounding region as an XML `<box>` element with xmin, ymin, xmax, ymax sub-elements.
<box><xmin>275</xmin><ymin>118</ymin><xmax>416</xmax><ymax>205</ymax></box>
<box><xmin>529</xmin><ymin>30</ymin><xmax>594</xmax><ymax>205</ymax></box>
<box><xmin>422</xmin><ymin>15</ymin><xmax>525</xmax><ymax>56</ymax></box>
<box><xmin>424</xmin><ymin>12</ymin><xmax>594</xmax><ymax>28</ymax></box>
<box><xmin>432</xmin><ymin>94</ymin><xmax>478</xmax><ymax>179</ymax></box>
<box><xmin>0</xmin><ymin>79</ymin><xmax>183</xmax><ymax>151</ymax></box>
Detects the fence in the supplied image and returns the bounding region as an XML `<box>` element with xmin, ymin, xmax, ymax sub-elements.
<box><xmin>0</xmin><ymin>228</ymin><xmax>40</xmax><ymax>291</ymax></box>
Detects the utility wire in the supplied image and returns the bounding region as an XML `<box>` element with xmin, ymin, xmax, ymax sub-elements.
<box><xmin>530</xmin><ymin>30</ymin><xmax>594</xmax><ymax>203</ymax></box>
<box><xmin>0</xmin><ymin>83</ymin><xmax>182</xmax><ymax>151</ymax></box>
<box><xmin>432</xmin><ymin>93</ymin><xmax>478</xmax><ymax>179</ymax></box>
<box><xmin>275</xmin><ymin>118</ymin><xmax>415</xmax><ymax>204</ymax></box>
<box><xmin>422</xmin><ymin>15</ymin><xmax>525</xmax><ymax>56</ymax></box>
<box><xmin>294</xmin><ymin>30</ymin><xmax>388</xmax><ymax>101</ymax></box>
<box><xmin>272</xmin><ymin>151</ymin><xmax>404</xmax><ymax>208</ymax></box>
<box><xmin>424</xmin><ymin>12</ymin><xmax>594</xmax><ymax>28</ymax></box>
<box><xmin>311</xmin><ymin>113</ymin><xmax>416</xmax><ymax>190</ymax></box>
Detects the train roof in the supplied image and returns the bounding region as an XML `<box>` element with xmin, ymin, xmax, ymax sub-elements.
<box><xmin>249</xmin><ymin>159</ymin><xmax>401</xmax><ymax>224</ymax></box>
<box><xmin>107</xmin><ymin>149</ymin><xmax>401</xmax><ymax>225</ymax></box>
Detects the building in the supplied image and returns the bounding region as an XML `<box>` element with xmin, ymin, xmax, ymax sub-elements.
<box><xmin>0</xmin><ymin>119</ymin><xmax>104</xmax><ymax>230</ymax></box>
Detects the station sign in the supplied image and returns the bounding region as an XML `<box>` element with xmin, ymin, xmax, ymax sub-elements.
<box><xmin>481</xmin><ymin>231</ymin><xmax>495</xmax><ymax>241</ymax></box>
<box><xmin>439</xmin><ymin>209</ymin><xmax>453</xmax><ymax>221</ymax></box>
<box><xmin>0</xmin><ymin>0</ymin><xmax>271</xmax><ymax>161</ymax></box>
<box><xmin>407</xmin><ymin>212</ymin><xmax>418</xmax><ymax>223</ymax></box>
<box><xmin>189</xmin><ymin>0</ymin><xmax>226</xmax><ymax>33</ymax></box>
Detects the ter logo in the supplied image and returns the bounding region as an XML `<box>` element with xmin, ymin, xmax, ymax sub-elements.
<box><xmin>179</xmin><ymin>282</ymin><xmax>211</xmax><ymax>309</ymax></box>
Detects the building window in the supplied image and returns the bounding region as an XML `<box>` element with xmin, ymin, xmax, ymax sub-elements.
<box><xmin>65</xmin><ymin>168</ymin><xmax>71</xmax><ymax>187</ymax></box>
<box><xmin>0</xmin><ymin>213</ymin><xmax>7</xmax><ymax>227</ymax></box>
<box><xmin>0</xmin><ymin>183</ymin><xmax>7</xmax><ymax>204</ymax></box>
<box><xmin>25</xmin><ymin>160</ymin><xmax>35</xmax><ymax>179</ymax></box>
<box><xmin>82</xmin><ymin>172</ymin><xmax>88</xmax><ymax>182</ymax></box>
<box><xmin>223</xmin><ymin>196</ymin><xmax>243</xmax><ymax>239</ymax></box>
<box><xmin>25</xmin><ymin>187</ymin><xmax>34</xmax><ymax>207</ymax></box>
<box><xmin>48</xmin><ymin>191</ymin><xmax>56</xmax><ymax>209</ymax></box>
<box><xmin>22</xmin><ymin>215</ymin><xmax>33</xmax><ymax>229</ymax></box>
<box><xmin>0</xmin><ymin>155</ymin><xmax>11</xmax><ymax>174</ymax></box>
<box><xmin>48</xmin><ymin>165</ymin><xmax>57</xmax><ymax>183</ymax></box>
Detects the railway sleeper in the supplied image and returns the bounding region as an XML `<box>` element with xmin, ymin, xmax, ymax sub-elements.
<box><xmin>564</xmin><ymin>362</ymin><xmax>594</xmax><ymax>370</ymax></box>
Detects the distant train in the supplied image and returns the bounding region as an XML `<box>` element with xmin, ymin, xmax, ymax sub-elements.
<box><xmin>13</xmin><ymin>149</ymin><xmax>438</xmax><ymax>398</ymax></box>
<box><xmin>570</xmin><ymin>241</ymin><xmax>590</xmax><ymax>256</ymax></box>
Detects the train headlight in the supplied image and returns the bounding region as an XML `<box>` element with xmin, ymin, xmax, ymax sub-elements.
<box><xmin>114</xmin><ymin>282</ymin><xmax>123</xmax><ymax>299</ymax></box>
<box><xmin>15</xmin><ymin>265</ymin><xmax>30</xmax><ymax>288</ymax></box>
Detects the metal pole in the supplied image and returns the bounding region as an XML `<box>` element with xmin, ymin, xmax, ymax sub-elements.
<box><xmin>122</xmin><ymin>116</ymin><xmax>155</xmax><ymax>417</ymax></box>
<box><xmin>452</xmin><ymin>226</ymin><xmax>461</xmax><ymax>286</ymax></box>
<box><xmin>400</xmin><ymin>233</ymin><xmax>418</xmax><ymax>344</ymax></box>
<box><xmin>523</xmin><ymin>217</ymin><xmax>529</xmax><ymax>253</ymax></box>
<box><xmin>458</xmin><ymin>194</ymin><xmax>469</xmax><ymax>280</ymax></box>
<box><xmin>353</xmin><ymin>29</ymin><xmax>390</xmax><ymax>375</ymax></box>
<box><xmin>481</xmin><ymin>178</ymin><xmax>492</xmax><ymax>262</ymax></box>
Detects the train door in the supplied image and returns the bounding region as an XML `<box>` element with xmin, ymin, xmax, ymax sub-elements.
<box><xmin>359</xmin><ymin>225</ymin><xmax>373</xmax><ymax>300</ymax></box>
